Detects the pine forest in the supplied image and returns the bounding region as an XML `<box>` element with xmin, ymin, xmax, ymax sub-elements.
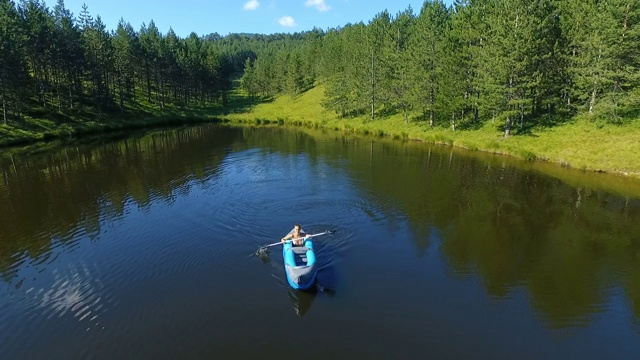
<box><xmin>1</xmin><ymin>0</ymin><xmax>638</xmax><ymax>138</ymax></box>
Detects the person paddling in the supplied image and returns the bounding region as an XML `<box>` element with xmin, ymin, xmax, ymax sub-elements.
<box><xmin>281</xmin><ymin>224</ymin><xmax>308</xmax><ymax>246</ymax></box>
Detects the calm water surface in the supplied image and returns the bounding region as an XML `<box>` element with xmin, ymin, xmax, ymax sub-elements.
<box><xmin>1</xmin><ymin>125</ymin><xmax>640</xmax><ymax>359</ymax></box>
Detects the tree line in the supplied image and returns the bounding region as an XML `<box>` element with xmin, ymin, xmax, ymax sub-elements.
<box><xmin>0</xmin><ymin>0</ymin><xmax>239</xmax><ymax>124</ymax></box>
<box><xmin>241</xmin><ymin>0</ymin><xmax>639</xmax><ymax>134</ymax></box>
<box><xmin>1</xmin><ymin>0</ymin><xmax>637</xmax><ymax>135</ymax></box>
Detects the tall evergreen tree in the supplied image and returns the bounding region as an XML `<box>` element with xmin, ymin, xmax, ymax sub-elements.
<box><xmin>367</xmin><ymin>11</ymin><xmax>394</xmax><ymax>120</ymax></box>
<box><xmin>240</xmin><ymin>57</ymin><xmax>257</xmax><ymax>98</ymax></box>
<box><xmin>0</xmin><ymin>0</ymin><xmax>29</xmax><ymax>123</ymax></box>
<box><xmin>19</xmin><ymin>0</ymin><xmax>54</xmax><ymax>108</ymax></box>
<box><xmin>560</xmin><ymin>0</ymin><xmax>639</xmax><ymax>120</ymax></box>
<box><xmin>388</xmin><ymin>8</ymin><xmax>415</xmax><ymax>124</ymax></box>
<box><xmin>411</xmin><ymin>0</ymin><xmax>451</xmax><ymax>126</ymax></box>
<box><xmin>52</xmin><ymin>0</ymin><xmax>83</xmax><ymax>111</ymax></box>
<box><xmin>286</xmin><ymin>50</ymin><xmax>305</xmax><ymax>95</ymax></box>
<box><xmin>82</xmin><ymin>14</ymin><xmax>113</xmax><ymax>114</ymax></box>
<box><xmin>113</xmin><ymin>19</ymin><xmax>136</xmax><ymax>112</ymax></box>
<box><xmin>479</xmin><ymin>0</ymin><xmax>559</xmax><ymax>135</ymax></box>
<box><xmin>321</xmin><ymin>28</ymin><xmax>351</xmax><ymax>117</ymax></box>
<box><xmin>450</xmin><ymin>0</ymin><xmax>492</xmax><ymax>125</ymax></box>
<box><xmin>529</xmin><ymin>0</ymin><xmax>568</xmax><ymax>119</ymax></box>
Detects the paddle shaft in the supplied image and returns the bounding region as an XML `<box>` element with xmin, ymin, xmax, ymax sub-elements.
<box><xmin>261</xmin><ymin>230</ymin><xmax>334</xmax><ymax>249</ymax></box>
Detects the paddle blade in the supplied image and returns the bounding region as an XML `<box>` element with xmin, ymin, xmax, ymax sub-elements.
<box><xmin>255</xmin><ymin>246</ymin><xmax>269</xmax><ymax>257</ymax></box>
<box><xmin>255</xmin><ymin>247</ymin><xmax>271</xmax><ymax>263</ymax></box>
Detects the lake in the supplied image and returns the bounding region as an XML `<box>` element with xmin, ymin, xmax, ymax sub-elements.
<box><xmin>1</xmin><ymin>124</ymin><xmax>639</xmax><ymax>359</ymax></box>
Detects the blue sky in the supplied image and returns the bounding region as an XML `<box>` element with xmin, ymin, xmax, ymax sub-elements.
<box><xmin>43</xmin><ymin>0</ymin><xmax>455</xmax><ymax>37</ymax></box>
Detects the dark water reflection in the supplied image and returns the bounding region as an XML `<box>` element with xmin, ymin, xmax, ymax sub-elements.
<box><xmin>1</xmin><ymin>124</ymin><xmax>640</xmax><ymax>359</ymax></box>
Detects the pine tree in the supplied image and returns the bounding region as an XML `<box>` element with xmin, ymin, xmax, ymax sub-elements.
<box><xmin>450</xmin><ymin>0</ymin><xmax>494</xmax><ymax>125</ymax></box>
<box><xmin>0</xmin><ymin>0</ymin><xmax>29</xmax><ymax>123</ymax></box>
<box><xmin>286</xmin><ymin>50</ymin><xmax>305</xmax><ymax>95</ymax></box>
<box><xmin>82</xmin><ymin>14</ymin><xmax>113</xmax><ymax>114</ymax></box>
<box><xmin>113</xmin><ymin>19</ymin><xmax>135</xmax><ymax>112</ymax></box>
<box><xmin>388</xmin><ymin>7</ymin><xmax>415</xmax><ymax>124</ymax></box>
<box><xmin>367</xmin><ymin>11</ymin><xmax>393</xmax><ymax>120</ymax></box>
<box><xmin>240</xmin><ymin>57</ymin><xmax>257</xmax><ymax>97</ymax></box>
<box><xmin>139</xmin><ymin>20</ymin><xmax>163</xmax><ymax>107</ymax></box>
<box><xmin>321</xmin><ymin>28</ymin><xmax>351</xmax><ymax>117</ymax></box>
<box><xmin>52</xmin><ymin>0</ymin><xmax>83</xmax><ymax>111</ymax></box>
<box><xmin>598</xmin><ymin>0</ymin><xmax>640</xmax><ymax>121</ymax></box>
<box><xmin>411</xmin><ymin>0</ymin><xmax>451</xmax><ymax>126</ymax></box>
<box><xmin>19</xmin><ymin>0</ymin><xmax>55</xmax><ymax>108</ymax></box>
<box><xmin>344</xmin><ymin>23</ymin><xmax>371</xmax><ymax>116</ymax></box>
<box><xmin>164</xmin><ymin>28</ymin><xmax>182</xmax><ymax>104</ymax></box>
<box><xmin>479</xmin><ymin>0</ymin><xmax>554</xmax><ymax>135</ymax></box>
<box><xmin>560</xmin><ymin>0</ymin><xmax>639</xmax><ymax>121</ymax></box>
<box><xmin>203</xmin><ymin>43</ymin><xmax>222</xmax><ymax>102</ymax></box>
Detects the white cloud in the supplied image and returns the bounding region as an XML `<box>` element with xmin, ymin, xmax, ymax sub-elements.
<box><xmin>277</xmin><ymin>16</ymin><xmax>297</xmax><ymax>27</ymax></box>
<box><xmin>305</xmin><ymin>0</ymin><xmax>331</xmax><ymax>12</ymax></box>
<box><xmin>243</xmin><ymin>0</ymin><xmax>260</xmax><ymax>10</ymax></box>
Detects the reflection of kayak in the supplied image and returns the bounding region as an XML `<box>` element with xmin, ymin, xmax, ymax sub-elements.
<box><xmin>287</xmin><ymin>287</ymin><xmax>316</xmax><ymax>316</ymax></box>
<box><xmin>283</xmin><ymin>238</ymin><xmax>317</xmax><ymax>290</ymax></box>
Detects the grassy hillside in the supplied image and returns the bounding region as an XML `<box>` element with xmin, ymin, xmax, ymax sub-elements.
<box><xmin>0</xmin><ymin>100</ymin><xmax>224</xmax><ymax>148</ymax></box>
<box><xmin>223</xmin><ymin>85</ymin><xmax>640</xmax><ymax>178</ymax></box>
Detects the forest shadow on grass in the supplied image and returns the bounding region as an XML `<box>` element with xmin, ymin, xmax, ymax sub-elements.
<box><xmin>375</xmin><ymin>106</ymin><xmax>399</xmax><ymax>118</ymax></box>
<box><xmin>513</xmin><ymin>122</ymin><xmax>541</xmax><ymax>137</ymax></box>
<box><xmin>607</xmin><ymin>107</ymin><xmax>640</xmax><ymax>126</ymax></box>
<box><xmin>217</xmin><ymin>94</ymin><xmax>274</xmax><ymax>115</ymax></box>
<box><xmin>538</xmin><ymin>111</ymin><xmax>576</xmax><ymax>128</ymax></box>
<box><xmin>514</xmin><ymin>112</ymin><xmax>577</xmax><ymax>136</ymax></box>
<box><xmin>623</xmin><ymin>106</ymin><xmax>640</xmax><ymax>122</ymax></box>
<box><xmin>457</xmin><ymin>118</ymin><xmax>484</xmax><ymax>131</ymax></box>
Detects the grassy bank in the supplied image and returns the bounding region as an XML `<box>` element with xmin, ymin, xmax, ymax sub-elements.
<box><xmin>0</xmin><ymin>101</ymin><xmax>225</xmax><ymax>148</ymax></box>
<box><xmin>3</xmin><ymin>82</ymin><xmax>639</xmax><ymax>180</ymax></box>
<box><xmin>222</xmin><ymin>85</ymin><xmax>640</xmax><ymax>178</ymax></box>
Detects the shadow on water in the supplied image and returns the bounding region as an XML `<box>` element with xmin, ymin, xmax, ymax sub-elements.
<box><xmin>254</xmin><ymin>245</ymin><xmax>320</xmax><ymax>317</ymax></box>
<box><xmin>287</xmin><ymin>288</ymin><xmax>317</xmax><ymax>317</ymax></box>
<box><xmin>286</xmin><ymin>282</ymin><xmax>336</xmax><ymax>317</ymax></box>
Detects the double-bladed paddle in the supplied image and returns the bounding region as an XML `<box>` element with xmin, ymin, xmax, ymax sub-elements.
<box><xmin>255</xmin><ymin>230</ymin><xmax>335</xmax><ymax>256</ymax></box>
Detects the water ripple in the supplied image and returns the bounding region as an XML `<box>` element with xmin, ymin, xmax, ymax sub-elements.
<box><xmin>28</xmin><ymin>261</ymin><xmax>111</xmax><ymax>329</ymax></box>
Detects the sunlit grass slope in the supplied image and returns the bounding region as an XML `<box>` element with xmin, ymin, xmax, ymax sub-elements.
<box><xmin>0</xmin><ymin>99</ymin><xmax>222</xmax><ymax>148</ymax></box>
<box><xmin>224</xmin><ymin>85</ymin><xmax>640</xmax><ymax>178</ymax></box>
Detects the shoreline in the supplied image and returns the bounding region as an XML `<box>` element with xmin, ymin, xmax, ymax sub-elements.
<box><xmin>0</xmin><ymin>112</ymin><xmax>224</xmax><ymax>149</ymax></box>
<box><xmin>219</xmin><ymin>85</ymin><xmax>640</xmax><ymax>180</ymax></box>
<box><xmin>219</xmin><ymin>117</ymin><xmax>640</xmax><ymax>180</ymax></box>
<box><xmin>2</xmin><ymin>87</ymin><xmax>639</xmax><ymax>181</ymax></box>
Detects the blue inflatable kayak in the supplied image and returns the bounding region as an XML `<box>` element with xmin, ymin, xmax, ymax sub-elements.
<box><xmin>283</xmin><ymin>238</ymin><xmax>317</xmax><ymax>290</ymax></box>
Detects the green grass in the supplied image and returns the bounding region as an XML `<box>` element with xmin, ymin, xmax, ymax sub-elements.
<box><xmin>223</xmin><ymin>84</ymin><xmax>640</xmax><ymax>179</ymax></box>
<box><xmin>0</xmin><ymin>98</ymin><xmax>224</xmax><ymax>148</ymax></box>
